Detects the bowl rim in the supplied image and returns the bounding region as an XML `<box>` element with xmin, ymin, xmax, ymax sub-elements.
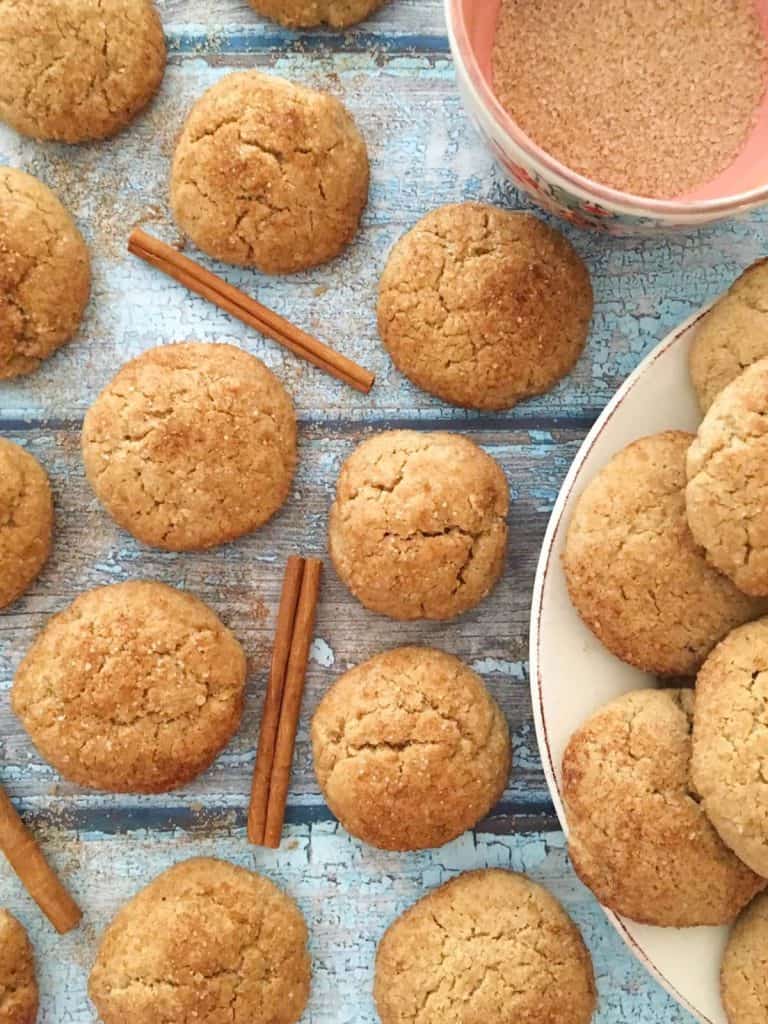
<box><xmin>444</xmin><ymin>0</ymin><xmax>768</xmax><ymax>217</ymax></box>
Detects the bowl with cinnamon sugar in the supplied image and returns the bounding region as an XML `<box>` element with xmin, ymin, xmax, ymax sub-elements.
<box><xmin>446</xmin><ymin>0</ymin><xmax>768</xmax><ymax>234</ymax></box>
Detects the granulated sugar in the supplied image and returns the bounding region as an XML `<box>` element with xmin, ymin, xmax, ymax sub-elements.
<box><xmin>491</xmin><ymin>0</ymin><xmax>768</xmax><ymax>198</ymax></box>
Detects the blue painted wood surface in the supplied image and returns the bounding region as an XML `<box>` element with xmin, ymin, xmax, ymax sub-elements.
<box><xmin>0</xmin><ymin>1</ymin><xmax>765</xmax><ymax>1019</ymax></box>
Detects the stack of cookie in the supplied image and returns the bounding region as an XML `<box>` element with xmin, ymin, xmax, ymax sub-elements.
<box><xmin>562</xmin><ymin>260</ymin><xmax>768</xmax><ymax>1024</ymax></box>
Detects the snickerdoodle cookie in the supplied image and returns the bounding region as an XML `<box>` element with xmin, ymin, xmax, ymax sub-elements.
<box><xmin>692</xmin><ymin>616</ymin><xmax>768</xmax><ymax>877</ymax></box>
<box><xmin>722</xmin><ymin>891</ymin><xmax>768</xmax><ymax>1024</ymax></box>
<box><xmin>249</xmin><ymin>0</ymin><xmax>385</xmax><ymax>27</ymax></box>
<box><xmin>82</xmin><ymin>343</ymin><xmax>296</xmax><ymax>551</ymax></box>
<box><xmin>1</xmin><ymin>168</ymin><xmax>90</xmax><ymax>379</ymax></box>
<box><xmin>687</xmin><ymin>358</ymin><xmax>768</xmax><ymax>596</ymax></box>
<box><xmin>564</xmin><ymin>431</ymin><xmax>763</xmax><ymax>676</ymax></box>
<box><xmin>0</xmin><ymin>910</ymin><xmax>37</xmax><ymax>1024</ymax></box>
<box><xmin>170</xmin><ymin>71</ymin><xmax>369</xmax><ymax>273</ymax></box>
<box><xmin>0</xmin><ymin>440</ymin><xmax>53</xmax><ymax>611</ymax></box>
<box><xmin>378</xmin><ymin>204</ymin><xmax>593</xmax><ymax>409</ymax></box>
<box><xmin>0</xmin><ymin>0</ymin><xmax>165</xmax><ymax>142</ymax></box>
<box><xmin>563</xmin><ymin>689</ymin><xmax>764</xmax><ymax>927</ymax></box>
<box><xmin>12</xmin><ymin>581</ymin><xmax>246</xmax><ymax>793</ymax></box>
<box><xmin>89</xmin><ymin>858</ymin><xmax>311</xmax><ymax>1024</ymax></box>
<box><xmin>328</xmin><ymin>430</ymin><xmax>508</xmax><ymax>620</ymax></box>
<box><xmin>312</xmin><ymin>647</ymin><xmax>510</xmax><ymax>850</ymax></box>
<box><xmin>375</xmin><ymin>870</ymin><xmax>596</xmax><ymax>1024</ymax></box>
<box><xmin>690</xmin><ymin>259</ymin><xmax>768</xmax><ymax>412</ymax></box>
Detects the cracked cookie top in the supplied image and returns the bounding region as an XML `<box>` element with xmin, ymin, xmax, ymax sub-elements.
<box><xmin>692</xmin><ymin>616</ymin><xmax>768</xmax><ymax>877</ymax></box>
<box><xmin>722</xmin><ymin>890</ymin><xmax>768</xmax><ymax>1024</ymax></box>
<box><xmin>248</xmin><ymin>0</ymin><xmax>386</xmax><ymax>28</ymax></box>
<box><xmin>687</xmin><ymin>358</ymin><xmax>768</xmax><ymax>596</ymax></box>
<box><xmin>378</xmin><ymin>203</ymin><xmax>593</xmax><ymax>410</ymax></box>
<box><xmin>0</xmin><ymin>910</ymin><xmax>37</xmax><ymax>1024</ymax></box>
<box><xmin>311</xmin><ymin>646</ymin><xmax>510</xmax><ymax>851</ymax></box>
<box><xmin>375</xmin><ymin>869</ymin><xmax>596</xmax><ymax>1024</ymax></box>
<box><xmin>82</xmin><ymin>342</ymin><xmax>297</xmax><ymax>551</ymax></box>
<box><xmin>563</xmin><ymin>689</ymin><xmax>764</xmax><ymax>928</ymax></box>
<box><xmin>12</xmin><ymin>581</ymin><xmax>247</xmax><ymax>793</ymax></box>
<box><xmin>0</xmin><ymin>167</ymin><xmax>90</xmax><ymax>379</ymax></box>
<box><xmin>0</xmin><ymin>439</ymin><xmax>53</xmax><ymax>610</ymax></box>
<box><xmin>328</xmin><ymin>430</ymin><xmax>508</xmax><ymax>621</ymax></box>
<box><xmin>0</xmin><ymin>0</ymin><xmax>166</xmax><ymax>142</ymax></box>
<box><xmin>170</xmin><ymin>70</ymin><xmax>369</xmax><ymax>273</ymax></box>
<box><xmin>690</xmin><ymin>259</ymin><xmax>768</xmax><ymax>412</ymax></box>
<box><xmin>89</xmin><ymin>857</ymin><xmax>311</xmax><ymax>1024</ymax></box>
<box><xmin>564</xmin><ymin>430</ymin><xmax>763</xmax><ymax>676</ymax></box>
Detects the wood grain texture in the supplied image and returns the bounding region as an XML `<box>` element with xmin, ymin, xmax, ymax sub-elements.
<box><xmin>0</xmin><ymin>0</ymin><xmax>763</xmax><ymax>1019</ymax></box>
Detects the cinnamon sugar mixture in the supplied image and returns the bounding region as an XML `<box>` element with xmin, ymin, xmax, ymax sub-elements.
<box><xmin>491</xmin><ymin>0</ymin><xmax>768</xmax><ymax>198</ymax></box>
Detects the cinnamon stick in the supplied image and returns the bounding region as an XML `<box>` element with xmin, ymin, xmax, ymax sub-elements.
<box><xmin>263</xmin><ymin>558</ymin><xmax>323</xmax><ymax>849</ymax></box>
<box><xmin>127</xmin><ymin>229</ymin><xmax>375</xmax><ymax>395</ymax></box>
<box><xmin>247</xmin><ymin>556</ymin><xmax>305</xmax><ymax>845</ymax></box>
<box><xmin>0</xmin><ymin>785</ymin><xmax>82</xmax><ymax>933</ymax></box>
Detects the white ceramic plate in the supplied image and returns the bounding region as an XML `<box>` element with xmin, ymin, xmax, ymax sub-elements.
<box><xmin>530</xmin><ymin>300</ymin><xmax>728</xmax><ymax>1024</ymax></box>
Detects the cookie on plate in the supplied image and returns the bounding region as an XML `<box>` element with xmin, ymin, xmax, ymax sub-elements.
<box><xmin>375</xmin><ymin>870</ymin><xmax>596</xmax><ymax>1024</ymax></box>
<box><xmin>690</xmin><ymin>259</ymin><xmax>768</xmax><ymax>412</ymax></box>
<box><xmin>312</xmin><ymin>647</ymin><xmax>510</xmax><ymax>850</ymax></box>
<box><xmin>170</xmin><ymin>71</ymin><xmax>369</xmax><ymax>273</ymax></box>
<box><xmin>0</xmin><ymin>910</ymin><xmax>37</xmax><ymax>1024</ymax></box>
<box><xmin>378</xmin><ymin>203</ymin><xmax>593</xmax><ymax>410</ymax></box>
<box><xmin>1</xmin><ymin>167</ymin><xmax>90</xmax><ymax>379</ymax></box>
<box><xmin>248</xmin><ymin>0</ymin><xmax>386</xmax><ymax>27</ymax></box>
<box><xmin>89</xmin><ymin>858</ymin><xmax>310</xmax><ymax>1024</ymax></box>
<box><xmin>0</xmin><ymin>0</ymin><xmax>165</xmax><ymax>142</ymax></box>
<box><xmin>563</xmin><ymin>688</ymin><xmax>764</xmax><ymax>927</ymax></box>
<box><xmin>722</xmin><ymin>891</ymin><xmax>768</xmax><ymax>1024</ymax></box>
<box><xmin>82</xmin><ymin>343</ymin><xmax>296</xmax><ymax>551</ymax></box>
<box><xmin>12</xmin><ymin>581</ymin><xmax>246</xmax><ymax>793</ymax></box>
<box><xmin>0</xmin><ymin>440</ymin><xmax>53</xmax><ymax>610</ymax></box>
<box><xmin>328</xmin><ymin>430</ymin><xmax>508</xmax><ymax>620</ymax></box>
<box><xmin>687</xmin><ymin>357</ymin><xmax>768</xmax><ymax>596</ymax></box>
<box><xmin>564</xmin><ymin>431</ymin><xmax>763</xmax><ymax>675</ymax></box>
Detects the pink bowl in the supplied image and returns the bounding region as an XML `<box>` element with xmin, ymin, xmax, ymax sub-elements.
<box><xmin>445</xmin><ymin>0</ymin><xmax>768</xmax><ymax>234</ymax></box>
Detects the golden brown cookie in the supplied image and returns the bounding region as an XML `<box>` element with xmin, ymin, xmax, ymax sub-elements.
<box><xmin>378</xmin><ymin>203</ymin><xmax>593</xmax><ymax>410</ymax></box>
<box><xmin>692</xmin><ymin>616</ymin><xmax>768</xmax><ymax>877</ymax></box>
<box><xmin>12</xmin><ymin>581</ymin><xmax>246</xmax><ymax>793</ymax></box>
<box><xmin>170</xmin><ymin>71</ymin><xmax>369</xmax><ymax>273</ymax></box>
<box><xmin>312</xmin><ymin>647</ymin><xmax>510</xmax><ymax>850</ymax></box>
<box><xmin>563</xmin><ymin>688</ymin><xmax>764</xmax><ymax>927</ymax></box>
<box><xmin>564</xmin><ymin>431</ymin><xmax>763</xmax><ymax>676</ymax></box>
<box><xmin>0</xmin><ymin>0</ymin><xmax>166</xmax><ymax>142</ymax></box>
<box><xmin>249</xmin><ymin>0</ymin><xmax>386</xmax><ymax>27</ymax></box>
<box><xmin>722</xmin><ymin>891</ymin><xmax>768</xmax><ymax>1024</ymax></box>
<box><xmin>1</xmin><ymin>167</ymin><xmax>90</xmax><ymax>379</ymax></box>
<box><xmin>0</xmin><ymin>440</ymin><xmax>53</xmax><ymax>611</ymax></box>
<box><xmin>89</xmin><ymin>858</ymin><xmax>311</xmax><ymax>1024</ymax></box>
<box><xmin>82</xmin><ymin>343</ymin><xmax>296</xmax><ymax>551</ymax></box>
<box><xmin>690</xmin><ymin>259</ymin><xmax>768</xmax><ymax>412</ymax></box>
<box><xmin>328</xmin><ymin>430</ymin><xmax>508</xmax><ymax>620</ymax></box>
<box><xmin>375</xmin><ymin>870</ymin><xmax>596</xmax><ymax>1024</ymax></box>
<box><xmin>0</xmin><ymin>910</ymin><xmax>37</xmax><ymax>1024</ymax></box>
<box><xmin>687</xmin><ymin>358</ymin><xmax>768</xmax><ymax>596</ymax></box>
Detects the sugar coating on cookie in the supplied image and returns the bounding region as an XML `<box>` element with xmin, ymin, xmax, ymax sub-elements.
<box><xmin>0</xmin><ymin>0</ymin><xmax>166</xmax><ymax>142</ymax></box>
<box><xmin>82</xmin><ymin>343</ymin><xmax>297</xmax><ymax>551</ymax></box>
<box><xmin>563</xmin><ymin>689</ymin><xmax>764</xmax><ymax>927</ymax></box>
<box><xmin>170</xmin><ymin>71</ymin><xmax>369</xmax><ymax>273</ymax></box>
<box><xmin>378</xmin><ymin>203</ymin><xmax>593</xmax><ymax>410</ymax></box>
<box><xmin>690</xmin><ymin>259</ymin><xmax>768</xmax><ymax>412</ymax></box>
<box><xmin>692</xmin><ymin>616</ymin><xmax>768</xmax><ymax>877</ymax></box>
<box><xmin>12</xmin><ymin>581</ymin><xmax>246</xmax><ymax>793</ymax></box>
<box><xmin>328</xmin><ymin>430</ymin><xmax>508</xmax><ymax>620</ymax></box>
<box><xmin>248</xmin><ymin>0</ymin><xmax>385</xmax><ymax>27</ymax></box>
<box><xmin>0</xmin><ymin>910</ymin><xmax>37</xmax><ymax>1024</ymax></box>
<box><xmin>89</xmin><ymin>858</ymin><xmax>311</xmax><ymax>1024</ymax></box>
<box><xmin>375</xmin><ymin>869</ymin><xmax>596</xmax><ymax>1024</ymax></box>
<box><xmin>565</xmin><ymin>430</ymin><xmax>763</xmax><ymax>676</ymax></box>
<box><xmin>0</xmin><ymin>440</ymin><xmax>53</xmax><ymax>611</ymax></box>
<box><xmin>687</xmin><ymin>358</ymin><xmax>768</xmax><ymax>596</ymax></box>
<box><xmin>0</xmin><ymin>167</ymin><xmax>91</xmax><ymax>379</ymax></box>
<box><xmin>721</xmin><ymin>890</ymin><xmax>768</xmax><ymax>1024</ymax></box>
<box><xmin>312</xmin><ymin>647</ymin><xmax>510</xmax><ymax>850</ymax></box>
